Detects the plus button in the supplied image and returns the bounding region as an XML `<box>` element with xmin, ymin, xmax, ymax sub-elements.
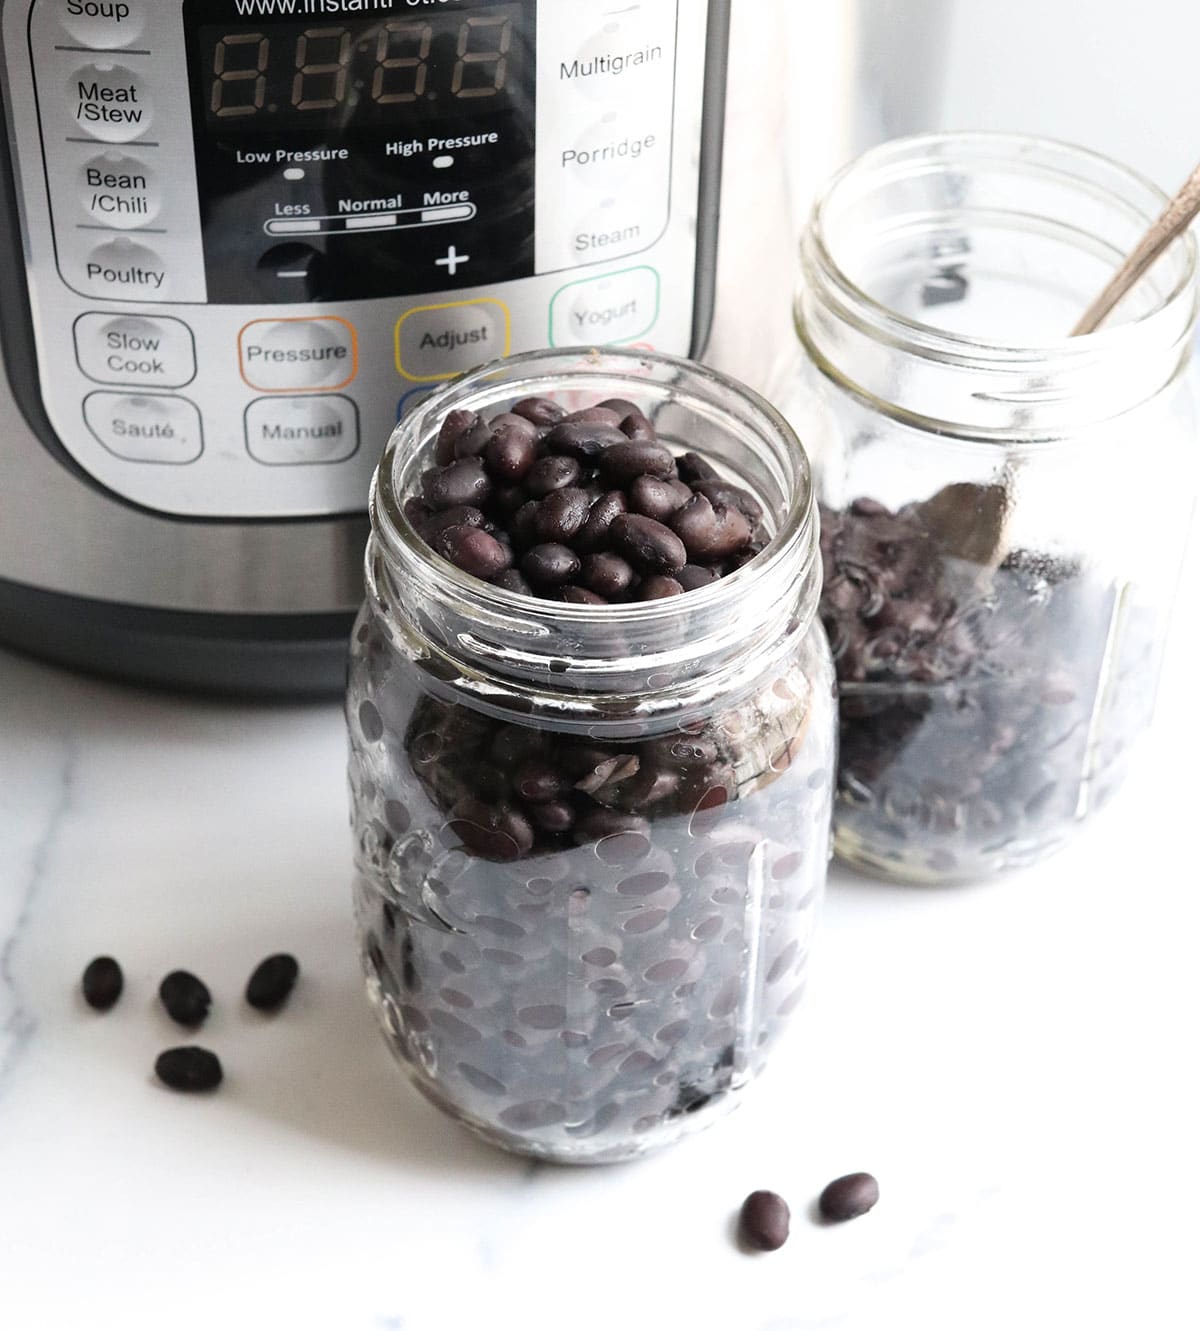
<box><xmin>435</xmin><ymin>245</ymin><xmax>470</xmax><ymax>276</ymax></box>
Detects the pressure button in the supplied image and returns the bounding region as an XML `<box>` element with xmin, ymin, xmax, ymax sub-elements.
<box><xmin>239</xmin><ymin>318</ymin><xmax>358</xmax><ymax>392</ymax></box>
<box><xmin>68</xmin><ymin>63</ymin><xmax>152</xmax><ymax>143</ymax></box>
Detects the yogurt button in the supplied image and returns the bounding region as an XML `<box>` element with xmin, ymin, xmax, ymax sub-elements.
<box><xmin>78</xmin><ymin>152</ymin><xmax>159</xmax><ymax>228</ymax></box>
<box><xmin>68</xmin><ymin>63</ymin><xmax>152</xmax><ymax>142</ymax></box>
<box><xmin>59</xmin><ymin>1</ymin><xmax>148</xmax><ymax>49</ymax></box>
<box><xmin>83</xmin><ymin>392</ymin><xmax>203</xmax><ymax>464</ymax></box>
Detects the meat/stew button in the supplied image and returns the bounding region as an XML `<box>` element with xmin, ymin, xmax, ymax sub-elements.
<box><xmin>238</xmin><ymin>316</ymin><xmax>358</xmax><ymax>392</ymax></box>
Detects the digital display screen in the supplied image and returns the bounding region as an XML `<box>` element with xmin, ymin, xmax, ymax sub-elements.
<box><xmin>199</xmin><ymin>9</ymin><xmax>523</xmax><ymax>129</ymax></box>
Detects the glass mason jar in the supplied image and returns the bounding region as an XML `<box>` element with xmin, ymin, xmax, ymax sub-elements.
<box><xmin>777</xmin><ymin>133</ymin><xmax>1198</xmax><ymax>884</ymax></box>
<box><xmin>346</xmin><ymin>349</ymin><xmax>836</xmax><ymax>1164</ymax></box>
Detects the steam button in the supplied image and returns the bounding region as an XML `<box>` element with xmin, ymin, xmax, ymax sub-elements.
<box><xmin>68</xmin><ymin>63</ymin><xmax>153</xmax><ymax>143</ymax></box>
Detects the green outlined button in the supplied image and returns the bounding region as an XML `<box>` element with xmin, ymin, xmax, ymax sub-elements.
<box><xmin>549</xmin><ymin>266</ymin><xmax>660</xmax><ymax>347</ymax></box>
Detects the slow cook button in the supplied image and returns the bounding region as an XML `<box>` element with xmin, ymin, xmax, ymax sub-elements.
<box><xmin>245</xmin><ymin>395</ymin><xmax>359</xmax><ymax>465</ymax></box>
<box><xmin>238</xmin><ymin>317</ymin><xmax>358</xmax><ymax>392</ymax></box>
<box><xmin>74</xmin><ymin>312</ymin><xmax>195</xmax><ymax>387</ymax></box>
<box><xmin>79</xmin><ymin>237</ymin><xmax>170</xmax><ymax>298</ymax></box>
<box><xmin>395</xmin><ymin>299</ymin><xmax>511</xmax><ymax>382</ymax></box>
<box><xmin>83</xmin><ymin>392</ymin><xmax>203</xmax><ymax>464</ymax></box>
<box><xmin>549</xmin><ymin>266</ymin><xmax>659</xmax><ymax>346</ymax></box>
<box><xmin>68</xmin><ymin>63</ymin><xmax>153</xmax><ymax>143</ymax></box>
<box><xmin>59</xmin><ymin>0</ymin><xmax>149</xmax><ymax>48</ymax></box>
<box><xmin>78</xmin><ymin>151</ymin><xmax>160</xmax><ymax>228</ymax></box>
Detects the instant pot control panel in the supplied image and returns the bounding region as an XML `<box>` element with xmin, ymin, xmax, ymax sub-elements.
<box><xmin>0</xmin><ymin>0</ymin><xmax>714</xmax><ymax>518</ymax></box>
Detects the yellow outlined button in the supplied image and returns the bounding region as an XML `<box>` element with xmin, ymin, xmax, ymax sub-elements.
<box><xmin>395</xmin><ymin>298</ymin><xmax>511</xmax><ymax>383</ymax></box>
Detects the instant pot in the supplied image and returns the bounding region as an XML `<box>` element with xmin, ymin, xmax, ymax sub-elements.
<box><xmin>0</xmin><ymin>0</ymin><xmax>836</xmax><ymax>695</ymax></box>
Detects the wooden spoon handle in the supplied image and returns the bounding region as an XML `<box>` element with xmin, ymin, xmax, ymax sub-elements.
<box><xmin>1072</xmin><ymin>161</ymin><xmax>1200</xmax><ymax>336</ymax></box>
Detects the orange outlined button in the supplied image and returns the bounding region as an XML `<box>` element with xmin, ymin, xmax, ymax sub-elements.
<box><xmin>238</xmin><ymin>316</ymin><xmax>358</xmax><ymax>393</ymax></box>
<box><xmin>395</xmin><ymin>299</ymin><xmax>511</xmax><ymax>382</ymax></box>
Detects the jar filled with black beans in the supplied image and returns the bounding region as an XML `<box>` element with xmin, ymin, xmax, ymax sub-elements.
<box><xmin>347</xmin><ymin>349</ymin><xmax>836</xmax><ymax>1163</ymax></box>
<box><xmin>777</xmin><ymin>133</ymin><xmax>1199</xmax><ymax>883</ymax></box>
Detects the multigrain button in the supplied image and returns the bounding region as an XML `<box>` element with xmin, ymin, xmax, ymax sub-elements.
<box><xmin>239</xmin><ymin>317</ymin><xmax>357</xmax><ymax>392</ymax></box>
<box><xmin>60</xmin><ymin>0</ymin><xmax>149</xmax><ymax>48</ymax></box>
<box><xmin>395</xmin><ymin>299</ymin><xmax>510</xmax><ymax>382</ymax></box>
<box><xmin>68</xmin><ymin>63</ymin><xmax>152</xmax><ymax>143</ymax></box>
<box><xmin>74</xmin><ymin>313</ymin><xmax>195</xmax><ymax>387</ymax></box>
<box><xmin>245</xmin><ymin>395</ymin><xmax>359</xmax><ymax>465</ymax></box>
<box><xmin>550</xmin><ymin>266</ymin><xmax>659</xmax><ymax>346</ymax></box>
<box><xmin>80</xmin><ymin>238</ymin><xmax>169</xmax><ymax>297</ymax></box>
<box><xmin>78</xmin><ymin>152</ymin><xmax>159</xmax><ymax>228</ymax></box>
<box><xmin>83</xmin><ymin>392</ymin><xmax>202</xmax><ymax>464</ymax></box>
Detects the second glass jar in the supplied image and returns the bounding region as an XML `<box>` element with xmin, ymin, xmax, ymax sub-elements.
<box><xmin>347</xmin><ymin>350</ymin><xmax>836</xmax><ymax>1163</ymax></box>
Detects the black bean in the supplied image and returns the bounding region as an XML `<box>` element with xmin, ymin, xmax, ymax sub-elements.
<box><xmin>534</xmin><ymin>487</ymin><xmax>592</xmax><ymax>543</ymax></box>
<box><xmin>544</xmin><ymin>420</ymin><xmax>628</xmax><ymax>463</ymax></box>
<box><xmin>245</xmin><ymin>954</ymin><xmax>300</xmax><ymax>1012</ymax></box>
<box><xmin>557</xmin><ymin>586</ymin><xmax>608</xmax><ymax>605</ymax></box>
<box><xmin>693</xmin><ymin>480</ymin><xmax>764</xmax><ymax>531</ymax></box>
<box><xmin>159</xmin><ymin>970</ymin><xmax>211</xmax><ymax>1028</ymax></box>
<box><xmin>403</xmin><ymin>496</ymin><xmax>434</xmax><ymax>535</ymax></box>
<box><xmin>638</xmin><ymin>575</ymin><xmax>684</xmax><ymax>600</ymax></box>
<box><xmin>611</xmin><ymin>514</ymin><xmax>687</xmax><ymax>574</ymax></box>
<box><xmin>511</xmin><ymin>499</ymin><xmax>540</xmax><ymax>548</ymax></box>
<box><xmin>677</xmin><ymin>564</ymin><xmax>721</xmax><ymax>592</ymax></box>
<box><xmin>575</xmin><ymin>490</ymin><xmax>628</xmax><ymax>553</ymax></box>
<box><xmin>155</xmin><ymin>1046</ymin><xmax>223</xmax><ymax>1093</ymax></box>
<box><xmin>599</xmin><ymin>441</ymin><xmax>675</xmax><ymax>482</ymax></box>
<box><xmin>452</xmin><ymin>416</ymin><xmax>495</xmax><ymax>459</ymax></box>
<box><xmin>510</xmin><ymin>395</ymin><xmax>565</xmax><ymax>427</ymax></box>
<box><xmin>563</xmin><ymin>405</ymin><xmax>625</xmax><ymax>427</ymax></box>
<box><xmin>525</xmin><ymin>454</ymin><xmax>583</xmax><ymax>497</ymax></box>
<box><xmin>434</xmin><ymin>408</ymin><xmax>480</xmax><ymax>465</ymax></box>
<box><xmin>81</xmin><ymin>956</ymin><xmax>123</xmax><ymax>1011</ymax></box>
<box><xmin>676</xmin><ymin>451</ymin><xmax>720</xmax><ymax>484</ymax></box>
<box><xmin>596</xmin><ymin>398</ymin><xmax>644</xmax><ymax>421</ymax></box>
<box><xmin>620</xmin><ymin>412</ymin><xmax>657</xmax><ymax>442</ymax></box>
<box><xmin>435</xmin><ymin>525</ymin><xmax>511</xmax><ymax>579</ymax></box>
<box><xmin>448</xmin><ymin>799</ymin><xmax>534</xmax><ymax>861</ymax></box>
<box><xmin>739</xmin><ymin>1190</ymin><xmax>790</xmax><ymax>1251</ymax></box>
<box><xmin>493</xmin><ymin>484</ymin><xmax>527</xmax><ymax>515</ymax></box>
<box><xmin>515</xmin><ymin>761</ymin><xmax>568</xmax><ymax>803</ymax></box>
<box><xmin>486</xmin><ymin>425</ymin><xmax>538</xmax><ymax>482</ymax></box>
<box><xmin>521</xmin><ymin>543</ymin><xmax>581</xmax><ymax>586</ymax></box>
<box><xmin>491</xmin><ymin>568</ymin><xmax>534</xmax><ymax>596</ymax></box>
<box><xmin>424</xmin><ymin>505</ymin><xmax>487</xmax><ymax>539</ymax></box>
<box><xmin>422</xmin><ymin>458</ymin><xmax>491</xmax><ymax>511</ymax></box>
<box><xmin>582</xmin><ymin>552</ymin><xmax>635</xmax><ymax>599</ymax></box>
<box><xmin>671</xmin><ymin>493</ymin><xmax>753</xmax><ymax>561</ymax></box>
<box><xmin>630</xmin><ymin>475</ymin><xmax>690</xmax><ymax>522</ymax></box>
<box><xmin>529</xmin><ymin>799</ymin><xmax>576</xmax><ymax>832</ymax></box>
<box><xmin>818</xmin><ymin>1172</ymin><xmax>879</xmax><ymax>1222</ymax></box>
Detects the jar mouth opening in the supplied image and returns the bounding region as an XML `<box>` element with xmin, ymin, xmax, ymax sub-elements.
<box><xmin>805</xmin><ymin>131</ymin><xmax>1198</xmax><ymax>366</ymax></box>
<box><xmin>371</xmin><ymin>347</ymin><xmax>818</xmax><ymax>636</ymax></box>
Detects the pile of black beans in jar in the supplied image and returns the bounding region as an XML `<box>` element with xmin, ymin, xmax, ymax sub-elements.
<box><xmin>818</xmin><ymin>495</ymin><xmax>1153</xmax><ymax>879</ymax></box>
<box><xmin>348</xmin><ymin>395</ymin><xmax>834</xmax><ymax>1161</ymax></box>
<box><xmin>402</xmin><ymin>395</ymin><xmax>767</xmax><ymax>599</ymax></box>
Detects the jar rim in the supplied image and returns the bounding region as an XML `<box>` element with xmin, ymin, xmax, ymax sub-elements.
<box><xmin>370</xmin><ymin>346</ymin><xmax>818</xmax><ymax>637</ymax></box>
<box><xmin>804</xmin><ymin>131</ymin><xmax>1198</xmax><ymax>367</ymax></box>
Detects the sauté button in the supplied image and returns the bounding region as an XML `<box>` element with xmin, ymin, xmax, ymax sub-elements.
<box><xmin>79</xmin><ymin>238</ymin><xmax>170</xmax><ymax>298</ymax></box>
<box><xmin>83</xmin><ymin>392</ymin><xmax>202</xmax><ymax>464</ymax></box>
<box><xmin>245</xmin><ymin>395</ymin><xmax>360</xmax><ymax>465</ymax></box>
<box><xmin>68</xmin><ymin>63</ymin><xmax>153</xmax><ymax>143</ymax></box>
<box><xmin>549</xmin><ymin>266</ymin><xmax>660</xmax><ymax>347</ymax></box>
<box><xmin>238</xmin><ymin>317</ymin><xmax>358</xmax><ymax>392</ymax></box>
<box><xmin>59</xmin><ymin>0</ymin><xmax>149</xmax><ymax>49</ymax></box>
<box><xmin>395</xmin><ymin>299</ymin><xmax>511</xmax><ymax>382</ymax></box>
<box><xmin>78</xmin><ymin>151</ymin><xmax>159</xmax><ymax>228</ymax></box>
<box><xmin>74</xmin><ymin>313</ymin><xmax>196</xmax><ymax>387</ymax></box>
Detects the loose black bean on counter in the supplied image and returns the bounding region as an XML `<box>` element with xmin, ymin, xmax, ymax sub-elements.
<box><xmin>246</xmin><ymin>954</ymin><xmax>300</xmax><ymax>1012</ymax></box>
<box><xmin>407</xmin><ymin>396</ymin><xmax>765</xmax><ymax>600</ymax></box>
<box><xmin>818</xmin><ymin>1172</ymin><xmax>880</xmax><ymax>1223</ymax></box>
<box><xmin>158</xmin><ymin>970</ymin><xmax>212</xmax><ymax>1028</ymax></box>
<box><xmin>155</xmin><ymin>1046</ymin><xmax>223</xmax><ymax>1093</ymax></box>
<box><xmin>81</xmin><ymin>956</ymin><xmax>124</xmax><ymax>1012</ymax></box>
<box><xmin>740</xmin><ymin>1190</ymin><xmax>791</xmax><ymax>1251</ymax></box>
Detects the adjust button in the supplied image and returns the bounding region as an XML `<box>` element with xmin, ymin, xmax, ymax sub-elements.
<box><xmin>78</xmin><ymin>151</ymin><xmax>159</xmax><ymax>228</ymax></box>
<box><xmin>83</xmin><ymin>392</ymin><xmax>203</xmax><ymax>464</ymax></box>
<box><xmin>245</xmin><ymin>395</ymin><xmax>360</xmax><ymax>466</ymax></box>
<box><xmin>395</xmin><ymin>299</ymin><xmax>510</xmax><ymax>382</ymax></box>
<box><xmin>59</xmin><ymin>1</ymin><xmax>149</xmax><ymax>48</ymax></box>
<box><xmin>68</xmin><ymin>63</ymin><xmax>153</xmax><ymax>143</ymax></box>
<box><xmin>239</xmin><ymin>317</ymin><xmax>358</xmax><ymax>392</ymax></box>
<box><xmin>550</xmin><ymin>266</ymin><xmax>660</xmax><ymax>347</ymax></box>
<box><xmin>74</xmin><ymin>313</ymin><xmax>196</xmax><ymax>388</ymax></box>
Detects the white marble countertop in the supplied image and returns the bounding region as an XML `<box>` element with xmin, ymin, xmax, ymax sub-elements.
<box><xmin>2</xmin><ymin>543</ymin><xmax>1198</xmax><ymax>1331</ymax></box>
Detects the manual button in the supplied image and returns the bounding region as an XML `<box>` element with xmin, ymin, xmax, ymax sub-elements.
<box><xmin>239</xmin><ymin>317</ymin><xmax>358</xmax><ymax>392</ymax></box>
<box><xmin>245</xmin><ymin>395</ymin><xmax>360</xmax><ymax>466</ymax></box>
<box><xmin>74</xmin><ymin>313</ymin><xmax>195</xmax><ymax>387</ymax></box>
<box><xmin>83</xmin><ymin>392</ymin><xmax>203</xmax><ymax>464</ymax></box>
<box><xmin>395</xmin><ymin>299</ymin><xmax>510</xmax><ymax>382</ymax></box>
